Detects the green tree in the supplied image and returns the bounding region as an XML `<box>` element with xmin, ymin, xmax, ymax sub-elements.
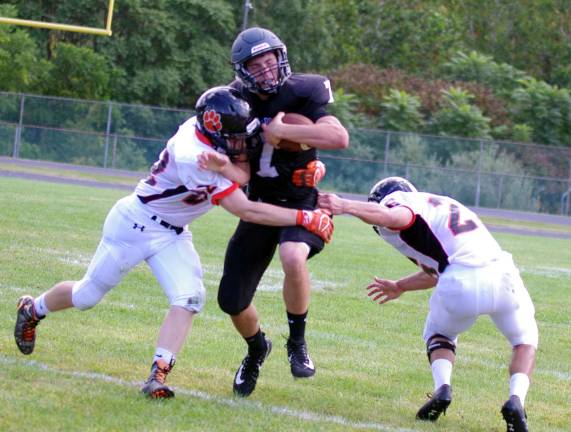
<box><xmin>510</xmin><ymin>78</ymin><xmax>571</xmax><ymax>146</ymax></box>
<box><xmin>379</xmin><ymin>89</ymin><xmax>424</xmax><ymax>132</ymax></box>
<box><xmin>357</xmin><ymin>0</ymin><xmax>464</xmax><ymax>75</ymax></box>
<box><xmin>429</xmin><ymin>87</ymin><xmax>491</xmax><ymax>139</ymax></box>
<box><xmin>441</xmin><ymin>51</ymin><xmax>528</xmax><ymax>98</ymax></box>
<box><xmin>447</xmin><ymin>0</ymin><xmax>571</xmax><ymax>87</ymax></box>
<box><xmin>43</xmin><ymin>43</ymin><xmax>111</xmax><ymax>99</ymax></box>
<box><xmin>0</xmin><ymin>5</ymin><xmax>50</xmax><ymax>92</ymax></box>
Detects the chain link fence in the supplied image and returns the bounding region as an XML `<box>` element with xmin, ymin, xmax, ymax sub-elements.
<box><xmin>2</xmin><ymin>91</ymin><xmax>571</xmax><ymax>215</ymax></box>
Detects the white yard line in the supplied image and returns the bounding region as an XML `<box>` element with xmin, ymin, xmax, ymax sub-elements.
<box><xmin>1</xmin><ymin>355</ymin><xmax>419</xmax><ymax>432</ymax></box>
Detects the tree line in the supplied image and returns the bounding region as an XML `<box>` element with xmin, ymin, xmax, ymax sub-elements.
<box><xmin>1</xmin><ymin>0</ymin><xmax>571</xmax><ymax>148</ymax></box>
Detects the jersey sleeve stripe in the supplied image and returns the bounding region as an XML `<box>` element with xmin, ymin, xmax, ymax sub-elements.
<box><xmin>393</xmin><ymin>205</ymin><xmax>416</xmax><ymax>230</ymax></box>
<box><xmin>211</xmin><ymin>182</ymin><xmax>240</xmax><ymax>205</ymax></box>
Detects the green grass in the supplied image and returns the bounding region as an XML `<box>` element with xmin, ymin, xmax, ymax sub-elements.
<box><xmin>0</xmin><ymin>161</ymin><xmax>141</xmax><ymax>186</ymax></box>
<box><xmin>1</xmin><ymin>176</ymin><xmax>570</xmax><ymax>431</ymax></box>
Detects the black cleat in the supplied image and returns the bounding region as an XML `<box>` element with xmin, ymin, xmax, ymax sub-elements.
<box><xmin>286</xmin><ymin>339</ymin><xmax>315</xmax><ymax>378</ymax></box>
<box><xmin>416</xmin><ymin>384</ymin><xmax>452</xmax><ymax>421</ymax></box>
<box><xmin>14</xmin><ymin>295</ymin><xmax>43</xmax><ymax>355</ymax></box>
<box><xmin>501</xmin><ymin>395</ymin><xmax>528</xmax><ymax>432</ymax></box>
<box><xmin>141</xmin><ymin>359</ymin><xmax>175</xmax><ymax>399</ymax></box>
<box><xmin>233</xmin><ymin>335</ymin><xmax>272</xmax><ymax>397</ymax></box>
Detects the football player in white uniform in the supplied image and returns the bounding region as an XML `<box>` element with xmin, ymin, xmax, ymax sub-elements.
<box><xmin>318</xmin><ymin>177</ymin><xmax>537</xmax><ymax>432</ymax></box>
<box><xmin>14</xmin><ymin>87</ymin><xmax>334</xmax><ymax>400</ymax></box>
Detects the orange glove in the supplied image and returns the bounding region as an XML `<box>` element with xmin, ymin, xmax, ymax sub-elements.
<box><xmin>292</xmin><ymin>160</ymin><xmax>326</xmax><ymax>187</ymax></box>
<box><xmin>296</xmin><ymin>209</ymin><xmax>334</xmax><ymax>243</ymax></box>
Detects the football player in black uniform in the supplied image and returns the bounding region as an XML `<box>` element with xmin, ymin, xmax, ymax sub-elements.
<box><xmin>217</xmin><ymin>27</ymin><xmax>349</xmax><ymax>397</ymax></box>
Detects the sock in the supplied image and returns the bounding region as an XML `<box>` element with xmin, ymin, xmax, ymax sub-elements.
<box><xmin>245</xmin><ymin>329</ymin><xmax>266</xmax><ymax>354</ymax></box>
<box><xmin>287</xmin><ymin>310</ymin><xmax>307</xmax><ymax>343</ymax></box>
<box><xmin>153</xmin><ymin>347</ymin><xmax>175</xmax><ymax>366</ymax></box>
<box><xmin>509</xmin><ymin>373</ymin><xmax>530</xmax><ymax>407</ymax></box>
<box><xmin>431</xmin><ymin>358</ymin><xmax>453</xmax><ymax>390</ymax></box>
<box><xmin>34</xmin><ymin>294</ymin><xmax>50</xmax><ymax>318</ymax></box>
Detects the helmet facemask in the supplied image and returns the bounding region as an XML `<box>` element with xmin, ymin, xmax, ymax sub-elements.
<box><xmin>234</xmin><ymin>48</ymin><xmax>291</xmax><ymax>95</ymax></box>
<box><xmin>212</xmin><ymin>117</ymin><xmax>261</xmax><ymax>161</ymax></box>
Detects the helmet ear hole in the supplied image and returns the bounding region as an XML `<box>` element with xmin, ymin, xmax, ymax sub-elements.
<box><xmin>368</xmin><ymin>177</ymin><xmax>417</xmax><ymax>203</ymax></box>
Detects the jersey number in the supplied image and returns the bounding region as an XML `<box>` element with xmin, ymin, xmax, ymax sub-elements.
<box><xmin>183</xmin><ymin>185</ymin><xmax>216</xmax><ymax>205</ymax></box>
<box><xmin>448</xmin><ymin>203</ymin><xmax>477</xmax><ymax>235</ymax></box>
<box><xmin>257</xmin><ymin>142</ymin><xmax>279</xmax><ymax>178</ymax></box>
<box><xmin>145</xmin><ymin>150</ymin><xmax>169</xmax><ymax>185</ymax></box>
<box><xmin>429</xmin><ymin>197</ymin><xmax>477</xmax><ymax>236</ymax></box>
<box><xmin>324</xmin><ymin>79</ymin><xmax>334</xmax><ymax>103</ymax></box>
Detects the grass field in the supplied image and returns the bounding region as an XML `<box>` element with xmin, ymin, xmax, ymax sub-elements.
<box><xmin>1</xmin><ymin>176</ymin><xmax>570</xmax><ymax>432</ymax></box>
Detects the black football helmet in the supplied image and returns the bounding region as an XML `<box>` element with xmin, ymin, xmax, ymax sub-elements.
<box><xmin>368</xmin><ymin>177</ymin><xmax>417</xmax><ymax>236</ymax></box>
<box><xmin>231</xmin><ymin>27</ymin><xmax>291</xmax><ymax>95</ymax></box>
<box><xmin>195</xmin><ymin>86</ymin><xmax>261</xmax><ymax>160</ymax></box>
<box><xmin>368</xmin><ymin>177</ymin><xmax>417</xmax><ymax>203</ymax></box>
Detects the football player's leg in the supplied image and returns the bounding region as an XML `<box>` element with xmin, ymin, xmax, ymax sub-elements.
<box><xmin>148</xmin><ymin>233</ymin><xmax>205</xmax><ymax>351</ymax></box>
<box><xmin>143</xmin><ymin>233</ymin><xmax>204</xmax><ymax>398</ymax></box>
<box><xmin>279</xmin><ymin>227</ymin><xmax>324</xmax><ymax>378</ymax></box>
<box><xmin>491</xmin><ymin>267</ymin><xmax>537</xmax><ymax>429</ymax></box>
<box><xmin>15</xmin><ymin>210</ymin><xmax>144</xmax><ymax>355</ymax></box>
<box><xmin>417</xmin><ymin>273</ymin><xmax>479</xmax><ymax>422</ymax></box>
<box><xmin>72</xmin><ymin>203</ymin><xmax>148</xmax><ymax>311</ymax></box>
<box><xmin>218</xmin><ymin>221</ymin><xmax>277</xmax><ymax>397</ymax></box>
<box><xmin>218</xmin><ymin>221</ymin><xmax>277</xmax><ymax>326</ymax></box>
<box><xmin>72</xmin><ymin>236</ymin><xmax>143</xmax><ymax>310</ymax></box>
<box><xmin>279</xmin><ymin>241</ymin><xmax>311</xmax><ymax>314</ymax></box>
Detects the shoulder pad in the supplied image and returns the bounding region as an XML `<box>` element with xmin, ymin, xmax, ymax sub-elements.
<box><xmin>287</xmin><ymin>74</ymin><xmax>332</xmax><ymax>104</ymax></box>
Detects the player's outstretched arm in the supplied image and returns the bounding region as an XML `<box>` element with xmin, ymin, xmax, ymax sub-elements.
<box><xmin>318</xmin><ymin>192</ymin><xmax>413</xmax><ymax>229</ymax></box>
<box><xmin>367</xmin><ymin>271</ymin><xmax>437</xmax><ymax>304</ymax></box>
<box><xmin>197</xmin><ymin>151</ymin><xmax>250</xmax><ymax>185</ymax></box>
<box><xmin>219</xmin><ymin>188</ymin><xmax>333</xmax><ymax>242</ymax></box>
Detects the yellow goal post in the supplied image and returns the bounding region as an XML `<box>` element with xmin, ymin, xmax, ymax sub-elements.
<box><xmin>0</xmin><ymin>0</ymin><xmax>115</xmax><ymax>36</ymax></box>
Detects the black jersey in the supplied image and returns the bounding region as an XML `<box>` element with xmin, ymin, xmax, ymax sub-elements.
<box><xmin>230</xmin><ymin>73</ymin><xmax>333</xmax><ymax>206</ymax></box>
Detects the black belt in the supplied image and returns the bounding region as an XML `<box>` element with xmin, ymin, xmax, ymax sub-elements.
<box><xmin>151</xmin><ymin>215</ymin><xmax>184</xmax><ymax>235</ymax></box>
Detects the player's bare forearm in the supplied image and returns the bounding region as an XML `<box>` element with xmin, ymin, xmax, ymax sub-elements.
<box><xmin>367</xmin><ymin>270</ymin><xmax>436</xmax><ymax>305</ymax></box>
<box><xmin>198</xmin><ymin>151</ymin><xmax>250</xmax><ymax>185</ymax></box>
<box><xmin>220</xmin><ymin>188</ymin><xmax>297</xmax><ymax>226</ymax></box>
<box><xmin>396</xmin><ymin>271</ymin><xmax>437</xmax><ymax>292</ymax></box>
<box><xmin>264</xmin><ymin>114</ymin><xmax>348</xmax><ymax>150</ymax></box>
<box><xmin>318</xmin><ymin>193</ymin><xmax>412</xmax><ymax>229</ymax></box>
<box><xmin>220</xmin><ymin>160</ymin><xmax>250</xmax><ymax>185</ymax></box>
<box><xmin>219</xmin><ymin>190</ymin><xmax>333</xmax><ymax>242</ymax></box>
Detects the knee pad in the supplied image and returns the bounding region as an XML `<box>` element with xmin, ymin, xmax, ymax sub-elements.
<box><xmin>72</xmin><ymin>276</ymin><xmax>113</xmax><ymax>310</ymax></box>
<box><xmin>172</xmin><ymin>289</ymin><xmax>206</xmax><ymax>313</ymax></box>
<box><xmin>426</xmin><ymin>333</ymin><xmax>456</xmax><ymax>360</ymax></box>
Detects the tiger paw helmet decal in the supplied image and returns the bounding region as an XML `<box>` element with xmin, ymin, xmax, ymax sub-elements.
<box><xmin>203</xmin><ymin>110</ymin><xmax>222</xmax><ymax>134</ymax></box>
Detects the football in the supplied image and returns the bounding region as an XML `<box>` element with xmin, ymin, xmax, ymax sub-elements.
<box><xmin>276</xmin><ymin>113</ymin><xmax>313</xmax><ymax>152</ymax></box>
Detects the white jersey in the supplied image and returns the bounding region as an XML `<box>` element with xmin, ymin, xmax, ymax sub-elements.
<box><xmin>378</xmin><ymin>191</ymin><xmax>503</xmax><ymax>274</ymax></box>
<box><xmin>133</xmin><ymin>116</ymin><xmax>238</xmax><ymax>228</ymax></box>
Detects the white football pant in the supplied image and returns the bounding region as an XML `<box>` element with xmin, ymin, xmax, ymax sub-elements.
<box><xmin>423</xmin><ymin>251</ymin><xmax>538</xmax><ymax>348</ymax></box>
<box><xmin>72</xmin><ymin>195</ymin><xmax>206</xmax><ymax>312</ymax></box>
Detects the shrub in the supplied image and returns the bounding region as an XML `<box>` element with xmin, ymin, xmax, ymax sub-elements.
<box><xmin>379</xmin><ymin>89</ymin><xmax>424</xmax><ymax>132</ymax></box>
<box><xmin>428</xmin><ymin>87</ymin><xmax>492</xmax><ymax>139</ymax></box>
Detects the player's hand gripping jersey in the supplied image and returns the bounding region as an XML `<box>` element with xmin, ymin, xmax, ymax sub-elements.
<box><xmin>378</xmin><ymin>192</ymin><xmax>503</xmax><ymax>275</ymax></box>
<box><xmin>135</xmin><ymin>117</ymin><xmax>238</xmax><ymax>227</ymax></box>
<box><xmin>231</xmin><ymin>74</ymin><xmax>333</xmax><ymax>206</ymax></box>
